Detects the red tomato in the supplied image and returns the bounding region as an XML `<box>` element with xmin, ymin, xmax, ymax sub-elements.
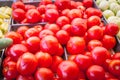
<box><xmin>68</xmin><ymin>55</ymin><xmax>77</xmax><ymax>61</ymax></box>
<box><xmin>67</xmin><ymin>9</ymin><xmax>83</xmax><ymax>20</ymax></box>
<box><xmin>87</xmin><ymin>26</ymin><xmax>103</xmax><ymax>40</ymax></box>
<box><xmin>103</xmin><ymin>59</ymin><xmax>112</xmax><ymax>71</ymax></box>
<box><xmin>84</xmin><ymin>51</ymin><xmax>92</xmax><ymax>57</ymax></box>
<box><xmin>70</xmin><ymin>1</ymin><xmax>77</xmax><ymax>9</ymax></box>
<box><xmin>3</xmin><ymin>56</ymin><xmax>13</xmax><ymax>67</ymax></box>
<box><xmin>34</xmin><ymin>25</ymin><xmax>43</xmax><ymax>32</ymax></box>
<box><xmin>87</xmin><ymin>40</ymin><xmax>103</xmax><ymax>51</ymax></box>
<box><xmin>91</xmin><ymin>47</ymin><xmax>109</xmax><ymax>65</ymax></box>
<box><xmin>26</xmin><ymin>36</ymin><xmax>40</xmax><ymax>53</ymax></box>
<box><xmin>56</xmin><ymin>30</ymin><xmax>70</xmax><ymax>45</ymax></box>
<box><xmin>5</xmin><ymin>31</ymin><xmax>23</xmax><ymax>44</ymax></box>
<box><xmin>83</xmin><ymin>0</ymin><xmax>93</xmax><ymax>8</ymax></box>
<box><xmin>8</xmin><ymin>44</ymin><xmax>28</xmax><ymax>61</ymax></box>
<box><xmin>25</xmin><ymin>5</ymin><xmax>36</xmax><ymax>11</ymax></box>
<box><xmin>76</xmin><ymin>2</ymin><xmax>83</xmax><ymax>7</ymax></box>
<box><xmin>3</xmin><ymin>61</ymin><xmax>18</xmax><ymax>79</ymax></box>
<box><xmin>61</xmin><ymin>24</ymin><xmax>72</xmax><ymax>36</ymax></box>
<box><xmin>102</xmin><ymin>35</ymin><xmax>116</xmax><ymax>49</ymax></box>
<box><xmin>61</xmin><ymin>9</ymin><xmax>70</xmax><ymax>16</ymax></box>
<box><xmin>50</xmin><ymin>56</ymin><xmax>63</xmax><ymax>73</ymax></box>
<box><xmin>86</xmin><ymin>65</ymin><xmax>105</xmax><ymax>80</ymax></box>
<box><xmin>44</xmin><ymin>23</ymin><xmax>60</xmax><ymax>33</ymax></box>
<box><xmin>67</xmin><ymin>36</ymin><xmax>86</xmax><ymax>55</ymax></box>
<box><xmin>71</xmin><ymin>18</ymin><xmax>87</xmax><ymax>36</ymax></box>
<box><xmin>87</xmin><ymin>16</ymin><xmax>101</xmax><ymax>28</ymax></box>
<box><xmin>105</xmin><ymin>23</ymin><xmax>119</xmax><ymax>36</ymax></box>
<box><xmin>12</xmin><ymin>1</ymin><xmax>25</xmax><ymax>10</ymax></box>
<box><xmin>39</xmin><ymin>29</ymin><xmax>54</xmax><ymax>39</ymax></box>
<box><xmin>24</xmin><ymin>28</ymin><xmax>39</xmax><ymax>39</ymax></box>
<box><xmin>74</xmin><ymin>54</ymin><xmax>93</xmax><ymax>71</ymax></box>
<box><xmin>40</xmin><ymin>35</ymin><xmax>59</xmax><ymax>55</ymax></box>
<box><xmin>55</xmin><ymin>0</ymin><xmax>71</xmax><ymax>10</ymax></box>
<box><xmin>35</xmin><ymin>68</ymin><xmax>54</xmax><ymax>80</ymax></box>
<box><xmin>16</xmin><ymin>26</ymin><xmax>29</xmax><ymax>38</ymax></box>
<box><xmin>85</xmin><ymin>7</ymin><xmax>102</xmax><ymax>17</ymax></box>
<box><xmin>57</xmin><ymin>61</ymin><xmax>79</xmax><ymax>80</ymax></box>
<box><xmin>26</xmin><ymin>9</ymin><xmax>41</xmax><ymax>23</ymax></box>
<box><xmin>12</xmin><ymin>8</ymin><xmax>25</xmax><ymax>22</ymax></box>
<box><xmin>35</xmin><ymin>51</ymin><xmax>52</xmax><ymax>68</ymax></box>
<box><xmin>78</xmin><ymin>70</ymin><xmax>86</xmax><ymax>80</ymax></box>
<box><xmin>40</xmin><ymin>0</ymin><xmax>52</xmax><ymax>5</ymax></box>
<box><xmin>17</xmin><ymin>52</ymin><xmax>38</xmax><ymax>75</ymax></box>
<box><xmin>45</xmin><ymin>9</ymin><xmax>59</xmax><ymax>23</ymax></box>
<box><xmin>17</xmin><ymin>75</ymin><xmax>34</xmax><ymax>80</ymax></box>
<box><xmin>46</xmin><ymin>4</ymin><xmax>58</xmax><ymax>10</ymax></box>
<box><xmin>56</xmin><ymin>16</ymin><xmax>70</xmax><ymax>28</ymax></box>
<box><xmin>37</xmin><ymin>5</ymin><xmax>46</xmax><ymax>14</ymax></box>
<box><xmin>56</xmin><ymin>44</ymin><xmax>64</xmax><ymax>56</ymax></box>
<box><xmin>112</xmin><ymin>52</ymin><xmax>120</xmax><ymax>60</ymax></box>
<box><xmin>105</xmin><ymin>72</ymin><xmax>117</xmax><ymax>80</ymax></box>
<box><xmin>109</xmin><ymin>60</ymin><xmax>120</xmax><ymax>77</ymax></box>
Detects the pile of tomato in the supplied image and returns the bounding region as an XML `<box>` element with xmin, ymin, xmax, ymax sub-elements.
<box><xmin>2</xmin><ymin>0</ymin><xmax>120</xmax><ymax>80</ymax></box>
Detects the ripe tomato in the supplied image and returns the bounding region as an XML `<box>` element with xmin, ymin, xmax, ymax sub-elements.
<box><xmin>70</xmin><ymin>1</ymin><xmax>77</xmax><ymax>9</ymax></box>
<box><xmin>91</xmin><ymin>47</ymin><xmax>109</xmax><ymax>65</ymax></box>
<box><xmin>8</xmin><ymin>44</ymin><xmax>28</xmax><ymax>61</ymax></box>
<box><xmin>87</xmin><ymin>65</ymin><xmax>105</xmax><ymax>80</ymax></box>
<box><xmin>12</xmin><ymin>1</ymin><xmax>25</xmax><ymax>10</ymax></box>
<box><xmin>26</xmin><ymin>9</ymin><xmax>41</xmax><ymax>23</ymax></box>
<box><xmin>61</xmin><ymin>9</ymin><xmax>70</xmax><ymax>16</ymax></box>
<box><xmin>56</xmin><ymin>30</ymin><xmax>70</xmax><ymax>45</ymax></box>
<box><xmin>61</xmin><ymin>24</ymin><xmax>72</xmax><ymax>36</ymax></box>
<box><xmin>83</xmin><ymin>0</ymin><xmax>93</xmax><ymax>8</ymax></box>
<box><xmin>5</xmin><ymin>31</ymin><xmax>23</xmax><ymax>44</ymax></box>
<box><xmin>87</xmin><ymin>16</ymin><xmax>101</xmax><ymax>28</ymax></box>
<box><xmin>35</xmin><ymin>68</ymin><xmax>54</xmax><ymax>80</ymax></box>
<box><xmin>3</xmin><ymin>61</ymin><xmax>18</xmax><ymax>79</ymax></box>
<box><xmin>105</xmin><ymin>23</ymin><xmax>119</xmax><ymax>36</ymax></box>
<box><xmin>68</xmin><ymin>55</ymin><xmax>76</xmax><ymax>61</ymax></box>
<box><xmin>109</xmin><ymin>60</ymin><xmax>120</xmax><ymax>77</ymax></box>
<box><xmin>45</xmin><ymin>9</ymin><xmax>59</xmax><ymax>23</ymax></box>
<box><xmin>74</xmin><ymin>54</ymin><xmax>93</xmax><ymax>71</ymax></box>
<box><xmin>103</xmin><ymin>59</ymin><xmax>112</xmax><ymax>71</ymax></box>
<box><xmin>56</xmin><ymin>16</ymin><xmax>70</xmax><ymax>28</ymax></box>
<box><xmin>25</xmin><ymin>5</ymin><xmax>36</xmax><ymax>11</ymax></box>
<box><xmin>3</xmin><ymin>56</ymin><xmax>13</xmax><ymax>67</ymax></box>
<box><xmin>40</xmin><ymin>0</ymin><xmax>52</xmax><ymax>5</ymax></box>
<box><xmin>71</xmin><ymin>18</ymin><xmax>87</xmax><ymax>36</ymax></box>
<box><xmin>26</xmin><ymin>36</ymin><xmax>40</xmax><ymax>53</ymax></box>
<box><xmin>16</xmin><ymin>26</ymin><xmax>29</xmax><ymax>37</ymax></box>
<box><xmin>87</xmin><ymin>26</ymin><xmax>103</xmax><ymax>40</ymax></box>
<box><xmin>12</xmin><ymin>8</ymin><xmax>25</xmax><ymax>22</ymax></box>
<box><xmin>67</xmin><ymin>36</ymin><xmax>86</xmax><ymax>55</ymax></box>
<box><xmin>24</xmin><ymin>28</ymin><xmax>39</xmax><ymax>39</ymax></box>
<box><xmin>50</xmin><ymin>56</ymin><xmax>63</xmax><ymax>73</ymax></box>
<box><xmin>17</xmin><ymin>52</ymin><xmax>38</xmax><ymax>75</ymax></box>
<box><xmin>34</xmin><ymin>25</ymin><xmax>43</xmax><ymax>32</ymax></box>
<box><xmin>17</xmin><ymin>75</ymin><xmax>34</xmax><ymax>80</ymax></box>
<box><xmin>87</xmin><ymin>40</ymin><xmax>103</xmax><ymax>51</ymax></box>
<box><xmin>112</xmin><ymin>52</ymin><xmax>120</xmax><ymax>60</ymax></box>
<box><xmin>56</xmin><ymin>44</ymin><xmax>64</xmax><ymax>56</ymax></box>
<box><xmin>105</xmin><ymin>72</ymin><xmax>117</xmax><ymax>80</ymax></box>
<box><xmin>40</xmin><ymin>35</ymin><xmax>59</xmax><ymax>55</ymax></box>
<box><xmin>35</xmin><ymin>51</ymin><xmax>52</xmax><ymax>68</ymax></box>
<box><xmin>46</xmin><ymin>4</ymin><xmax>58</xmax><ymax>10</ymax></box>
<box><xmin>39</xmin><ymin>29</ymin><xmax>54</xmax><ymax>39</ymax></box>
<box><xmin>102</xmin><ymin>35</ymin><xmax>116</xmax><ymax>49</ymax></box>
<box><xmin>67</xmin><ymin>9</ymin><xmax>82</xmax><ymax>20</ymax></box>
<box><xmin>57</xmin><ymin>61</ymin><xmax>79</xmax><ymax>80</ymax></box>
<box><xmin>37</xmin><ymin>5</ymin><xmax>46</xmax><ymax>14</ymax></box>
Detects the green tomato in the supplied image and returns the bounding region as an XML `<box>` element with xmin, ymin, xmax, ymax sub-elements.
<box><xmin>99</xmin><ymin>0</ymin><xmax>109</xmax><ymax>11</ymax></box>
<box><xmin>103</xmin><ymin>10</ymin><xmax>114</xmax><ymax>19</ymax></box>
<box><xmin>110</xmin><ymin>3</ymin><xmax>120</xmax><ymax>14</ymax></box>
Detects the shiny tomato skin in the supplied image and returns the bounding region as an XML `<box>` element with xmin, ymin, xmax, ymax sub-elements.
<box><xmin>12</xmin><ymin>8</ymin><xmax>26</xmax><ymax>22</ymax></box>
<box><xmin>46</xmin><ymin>4</ymin><xmax>58</xmax><ymax>10</ymax></box>
<box><xmin>33</xmin><ymin>25</ymin><xmax>43</xmax><ymax>32</ymax></box>
<box><xmin>83</xmin><ymin>0</ymin><xmax>93</xmax><ymax>8</ymax></box>
<box><xmin>17</xmin><ymin>52</ymin><xmax>38</xmax><ymax>75</ymax></box>
<box><xmin>102</xmin><ymin>35</ymin><xmax>116</xmax><ymax>49</ymax></box>
<box><xmin>70</xmin><ymin>1</ymin><xmax>77</xmax><ymax>9</ymax></box>
<box><xmin>26</xmin><ymin>36</ymin><xmax>40</xmax><ymax>53</ymax></box>
<box><xmin>8</xmin><ymin>44</ymin><xmax>28</xmax><ymax>61</ymax></box>
<box><xmin>12</xmin><ymin>1</ymin><xmax>25</xmax><ymax>10</ymax></box>
<box><xmin>35</xmin><ymin>68</ymin><xmax>54</xmax><ymax>80</ymax></box>
<box><xmin>86</xmin><ymin>65</ymin><xmax>105</xmax><ymax>80</ymax></box>
<box><xmin>91</xmin><ymin>47</ymin><xmax>109</xmax><ymax>65</ymax></box>
<box><xmin>3</xmin><ymin>56</ymin><xmax>13</xmax><ymax>67</ymax></box>
<box><xmin>112</xmin><ymin>52</ymin><xmax>120</xmax><ymax>60</ymax></box>
<box><xmin>74</xmin><ymin>54</ymin><xmax>93</xmax><ymax>71</ymax></box>
<box><xmin>37</xmin><ymin>5</ymin><xmax>46</xmax><ymax>15</ymax></box>
<box><xmin>71</xmin><ymin>18</ymin><xmax>87</xmax><ymax>36</ymax></box>
<box><xmin>40</xmin><ymin>0</ymin><xmax>52</xmax><ymax>5</ymax></box>
<box><xmin>87</xmin><ymin>26</ymin><xmax>103</xmax><ymax>40</ymax></box>
<box><xmin>35</xmin><ymin>51</ymin><xmax>52</xmax><ymax>68</ymax></box>
<box><xmin>50</xmin><ymin>56</ymin><xmax>63</xmax><ymax>73</ymax></box>
<box><xmin>87</xmin><ymin>40</ymin><xmax>103</xmax><ymax>51</ymax></box>
<box><xmin>57</xmin><ymin>61</ymin><xmax>79</xmax><ymax>80</ymax></box>
<box><xmin>25</xmin><ymin>5</ymin><xmax>36</xmax><ymax>11</ymax></box>
<box><xmin>68</xmin><ymin>55</ymin><xmax>77</xmax><ymax>61</ymax></box>
<box><xmin>17</xmin><ymin>26</ymin><xmax>29</xmax><ymax>37</ymax></box>
<box><xmin>61</xmin><ymin>9</ymin><xmax>70</xmax><ymax>16</ymax></box>
<box><xmin>61</xmin><ymin>24</ymin><xmax>72</xmax><ymax>36</ymax></box>
<box><xmin>3</xmin><ymin>61</ymin><xmax>18</xmax><ymax>79</ymax></box>
<box><xmin>5</xmin><ymin>31</ymin><xmax>23</xmax><ymax>44</ymax></box>
<box><xmin>56</xmin><ymin>44</ymin><xmax>64</xmax><ymax>56</ymax></box>
<box><xmin>40</xmin><ymin>35</ymin><xmax>59</xmax><ymax>55</ymax></box>
<box><xmin>45</xmin><ymin>9</ymin><xmax>59</xmax><ymax>23</ymax></box>
<box><xmin>109</xmin><ymin>60</ymin><xmax>120</xmax><ymax>77</ymax></box>
<box><xmin>56</xmin><ymin>30</ymin><xmax>70</xmax><ymax>45</ymax></box>
<box><xmin>56</xmin><ymin>16</ymin><xmax>70</xmax><ymax>28</ymax></box>
<box><xmin>26</xmin><ymin>9</ymin><xmax>41</xmax><ymax>23</ymax></box>
<box><xmin>17</xmin><ymin>75</ymin><xmax>34</xmax><ymax>80</ymax></box>
<box><xmin>67</xmin><ymin>36</ymin><xmax>86</xmax><ymax>55</ymax></box>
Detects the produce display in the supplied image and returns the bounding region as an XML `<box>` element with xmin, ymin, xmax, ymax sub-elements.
<box><xmin>95</xmin><ymin>0</ymin><xmax>120</xmax><ymax>39</ymax></box>
<box><xmin>0</xmin><ymin>0</ymin><xmax>120</xmax><ymax>80</ymax></box>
